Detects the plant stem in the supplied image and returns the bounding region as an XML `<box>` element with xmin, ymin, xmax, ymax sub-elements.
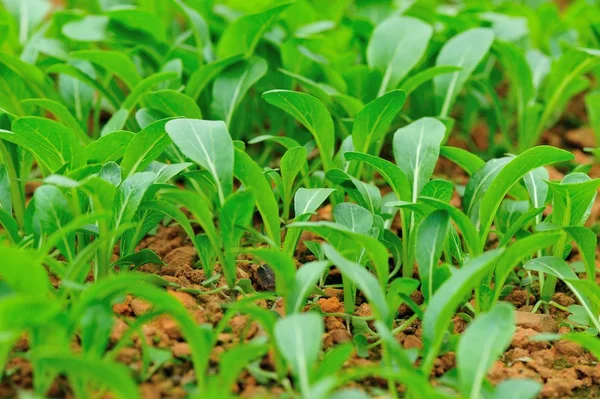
<box><xmin>0</xmin><ymin>141</ymin><xmax>25</xmax><ymax>231</ymax></box>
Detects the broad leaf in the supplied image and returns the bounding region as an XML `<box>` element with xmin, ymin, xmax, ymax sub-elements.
<box><xmin>367</xmin><ymin>16</ymin><xmax>433</xmax><ymax>96</ymax></box>
<box><xmin>393</xmin><ymin>117</ymin><xmax>446</xmax><ymax>201</ymax></box>
<box><xmin>434</xmin><ymin>28</ymin><xmax>494</xmax><ymax>117</ymax></box>
<box><xmin>263</xmin><ymin>90</ymin><xmax>335</xmax><ymax>170</ymax></box>
<box><xmin>166</xmin><ymin>119</ymin><xmax>234</xmax><ymax>204</ymax></box>
<box><xmin>457</xmin><ymin>303</ymin><xmax>515</xmax><ymax>399</ymax></box>
<box><xmin>416</xmin><ymin>210</ymin><xmax>450</xmax><ymax>302</ymax></box>
<box><xmin>211</xmin><ymin>57</ymin><xmax>267</xmax><ymax>126</ymax></box>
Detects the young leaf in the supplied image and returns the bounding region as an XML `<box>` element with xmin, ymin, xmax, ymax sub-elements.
<box><xmin>416</xmin><ymin>210</ymin><xmax>450</xmax><ymax>302</ymax></box>
<box><xmin>491</xmin><ymin>380</ymin><xmax>541</xmax><ymax>399</ymax></box>
<box><xmin>165</xmin><ymin>119</ymin><xmax>234</xmax><ymax>204</ymax></box>
<box><xmin>344</xmin><ymin>152</ymin><xmax>411</xmax><ymax>202</ymax></box>
<box><xmin>143</xmin><ymin>90</ymin><xmax>202</xmax><ymax>119</ymax></box>
<box><xmin>263</xmin><ymin>90</ymin><xmax>334</xmax><ymax>170</ymax></box>
<box><xmin>421</xmin><ymin>248</ymin><xmax>505</xmax><ymax>374</ymax></box>
<box><xmin>275</xmin><ymin>313</ymin><xmax>323</xmax><ymax>395</ymax></box>
<box><xmin>478</xmin><ymin>146</ymin><xmax>573</xmax><ymax>241</ymax></box>
<box><xmin>233</xmin><ymin>147</ymin><xmax>281</xmax><ymax>247</ymax></box>
<box><xmin>367</xmin><ymin>16</ymin><xmax>433</xmax><ymax>96</ymax></box>
<box><xmin>84</xmin><ymin>131</ymin><xmax>134</xmax><ymax>164</ymax></box>
<box><xmin>220</xmin><ymin>189</ymin><xmax>256</xmax><ymax>288</ymax></box>
<box><xmin>112</xmin><ymin>172</ymin><xmax>156</xmax><ymax>233</ymax></box>
<box><xmin>0</xmin><ymin>117</ymin><xmax>83</xmax><ymax>173</ymax></box>
<box><xmin>549</xmin><ymin>174</ymin><xmax>600</xmax><ymax>227</ymax></box>
<box><xmin>33</xmin><ymin>185</ymin><xmax>75</xmax><ymax>261</ymax></box>
<box><xmin>184</xmin><ymin>55</ymin><xmax>244</xmax><ymax>100</ymax></box>
<box><xmin>393</xmin><ymin>117</ymin><xmax>446</xmax><ymax>201</ymax></box>
<box><xmin>69</xmin><ymin>49</ymin><xmax>142</xmax><ymax>89</ymax></box>
<box><xmin>463</xmin><ymin>157</ymin><xmax>511</xmax><ymax>225</ymax></box>
<box><xmin>351</xmin><ymin>90</ymin><xmax>406</xmax><ymax>154</ymax></box>
<box><xmin>21</xmin><ymin>98</ymin><xmax>89</xmax><ymax>144</ymax></box>
<box><xmin>289</xmin><ymin>261</ymin><xmax>330</xmax><ymax>314</ymax></box>
<box><xmin>120</xmin><ymin>119</ymin><xmax>172</xmax><ymax>179</ymax></box>
<box><xmin>217</xmin><ymin>3</ymin><xmax>292</xmax><ymax>58</ymax></box>
<box><xmin>440</xmin><ymin>146</ymin><xmax>485</xmax><ymax>176</ymax></box>
<box><xmin>281</xmin><ymin>146</ymin><xmax>307</xmax><ymax>219</ymax></box>
<box><xmin>333</xmin><ymin>203</ymin><xmax>373</xmax><ymax>234</ymax></box>
<box><xmin>211</xmin><ymin>57</ymin><xmax>267</xmax><ymax>126</ymax></box>
<box><xmin>457</xmin><ymin>303</ymin><xmax>515</xmax><ymax>399</ymax></box>
<box><xmin>434</xmin><ymin>28</ymin><xmax>495</xmax><ymax>117</ymax></box>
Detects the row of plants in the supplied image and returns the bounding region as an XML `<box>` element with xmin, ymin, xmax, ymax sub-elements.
<box><xmin>1</xmin><ymin>0</ymin><xmax>600</xmax><ymax>398</ymax></box>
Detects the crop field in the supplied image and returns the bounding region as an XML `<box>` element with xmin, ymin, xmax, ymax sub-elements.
<box><xmin>1</xmin><ymin>0</ymin><xmax>600</xmax><ymax>398</ymax></box>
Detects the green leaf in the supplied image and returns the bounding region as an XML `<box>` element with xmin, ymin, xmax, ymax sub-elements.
<box><xmin>84</xmin><ymin>130</ymin><xmax>134</xmax><ymax>164</ymax></box>
<box><xmin>351</xmin><ymin>89</ymin><xmax>406</xmax><ymax>154</ymax></box>
<box><xmin>234</xmin><ymin>147</ymin><xmax>281</xmax><ymax>247</ymax></box>
<box><xmin>184</xmin><ymin>55</ymin><xmax>244</xmax><ymax>100</ymax></box>
<box><xmin>434</xmin><ymin>28</ymin><xmax>494</xmax><ymax>117</ymax></box>
<box><xmin>463</xmin><ymin>157</ymin><xmax>511</xmax><ymax>225</ymax></box>
<box><xmin>323</xmin><ymin>244</ymin><xmax>389</xmax><ymax>322</ymax></box>
<box><xmin>166</xmin><ymin>119</ymin><xmax>234</xmax><ymax>204</ymax></box>
<box><xmin>416</xmin><ymin>210</ymin><xmax>450</xmax><ymax>302</ymax></box>
<box><xmin>291</xmin><ymin>221</ymin><xmax>389</xmax><ymax>289</ymax></box>
<box><xmin>112</xmin><ymin>172</ymin><xmax>156</xmax><ymax>232</ymax></box>
<box><xmin>457</xmin><ymin>303</ymin><xmax>515</xmax><ymax>399</ymax></box>
<box><xmin>121</xmin><ymin>71</ymin><xmax>179</xmax><ymax>111</ymax></box>
<box><xmin>62</xmin><ymin>15</ymin><xmax>108</xmax><ymax>42</ymax></box>
<box><xmin>563</xmin><ymin>226</ymin><xmax>597</xmax><ymax>282</ymax></box>
<box><xmin>523</xmin><ymin>166</ymin><xmax>549</xmax><ymax>210</ymax></box>
<box><xmin>492</xmin><ymin>232</ymin><xmax>562</xmax><ymax>305</ymax></box>
<box><xmin>344</xmin><ymin>152</ymin><xmax>410</xmax><ymax>202</ymax></box>
<box><xmin>100</xmin><ymin>108</ymin><xmax>129</xmax><ymax>137</ymax></box>
<box><xmin>217</xmin><ymin>2</ymin><xmax>292</xmax><ymax>58</ymax></box>
<box><xmin>281</xmin><ymin>146</ymin><xmax>307</xmax><ymax>219</ymax></box>
<box><xmin>525</xmin><ymin>256</ymin><xmax>600</xmax><ymax>332</ymax></box>
<box><xmin>121</xmin><ymin>119</ymin><xmax>172</xmax><ymax>179</ymax></box>
<box><xmin>211</xmin><ymin>57</ymin><xmax>267</xmax><ymax>126</ymax></box>
<box><xmin>523</xmin><ymin>256</ymin><xmax>577</xmax><ymax>280</ymax></box>
<box><xmin>419</xmin><ymin>197</ymin><xmax>480</xmax><ymax>256</ymax></box>
<box><xmin>37</xmin><ymin>354</ymin><xmax>140</xmax><ymax>399</ymax></box>
<box><xmin>0</xmin><ymin>244</ymin><xmax>51</xmax><ymax>296</ymax></box>
<box><xmin>106</xmin><ymin>6</ymin><xmax>167</xmax><ymax>42</ymax></box>
<box><xmin>333</xmin><ymin>203</ymin><xmax>373</xmax><ymax>234</ymax></box>
<box><xmin>220</xmin><ymin>189</ymin><xmax>256</xmax><ymax>287</ymax></box>
<box><xmin>289</xmin><ymin>261</ymin><xmax>330</xmax><ymax>314</ymax></box>
<box><xmin>263</xmin><ymin>90</ymin><xmax>334</xmax><ymax>170</ymax></box>
<box><xmin>275</xmin><ymin>313</ymin><xmax>323</xmax><ymax>395</ymax></box>
<box><xmin>549</xmin><ymin>174</ymin><xmax>600</xmax><ymax>227</ymax></box>
<box><xmin>293</xmin><ymin>188</ymin><xmax>336</xmax><ymax>217</ymax></box>
<box><xmin>393</xmin><ymin>117</ymin><xmax>446</xmax><ymax>201</ymax></box>
<box><xmin>69</xmin><ymin>50</ymin><xmax>142</xmax><ymax>90</ymax></box>
<box><xmin>21</xmin><ymin>98</ymin><xmax>89</xmax><ymax>144</ymax></box>
<box><xmin>367</xmin><ymin>16</ymin><xmax>433</xmax><ymax>96</ymax></box>
<box><xmin>439</xmin><ymin>146</ymin><xmax>485</xmax><ymax>176</ymax></box>
<box><xmin>478</xmin><ymin>146</ymin><xmax>574</xmax><ymax>241</ymax></box>
<box><xmin>143</xmin><ymin>90</ymin><xmax>202</xmax><ymax>119</ymax></box>
<box><xmin>585</xmin><ymin>91</ymin><xmax>600</xmax><ymax>145</ymax></box>
<box><xmin>110</xmin><ymin>249</ymin><xmax>164</xmax><ymax>270</ymax></box>
<box><xmin>421</xmin><ymin>179</ymin><xmax>453</xmax><ymax>203</ymax></box>
<box><xmin>0</xmin><ymin>117</ymin><xmax>83</xmax><ymax>173</ymax></box>
<box><xmin>400</xmin><ymin>65</ymin><xmax>461</xmax><ymax>96</ymax></box>
<box><xmin>491</xmin><ymin>380</ymin><xmax>541</xmax><ymax>399</ymax></box>
<box><xmin>326</xmin><ymin>169</ymin><xmax>381</xmax><ymax>214</ymax></box>
<box><xmin>497</xmin><ymin>207</ymin><xmax>545</xmax><ymax>246</ymax></box>
<box><xmin>421</xmin><ymin>248</ymin><xmax>504</xmax><ymax>374</ymax></box>
<box><xmin>33</xmin><ymin>185</ymin><xmax>75</xmax><ymax>261</ymax></box>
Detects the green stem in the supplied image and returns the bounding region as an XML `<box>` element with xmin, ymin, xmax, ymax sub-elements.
<box><xmin>0</xmin><ymin>142</ymin><xmax>25</xmax><ymax>231</ymax></box>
